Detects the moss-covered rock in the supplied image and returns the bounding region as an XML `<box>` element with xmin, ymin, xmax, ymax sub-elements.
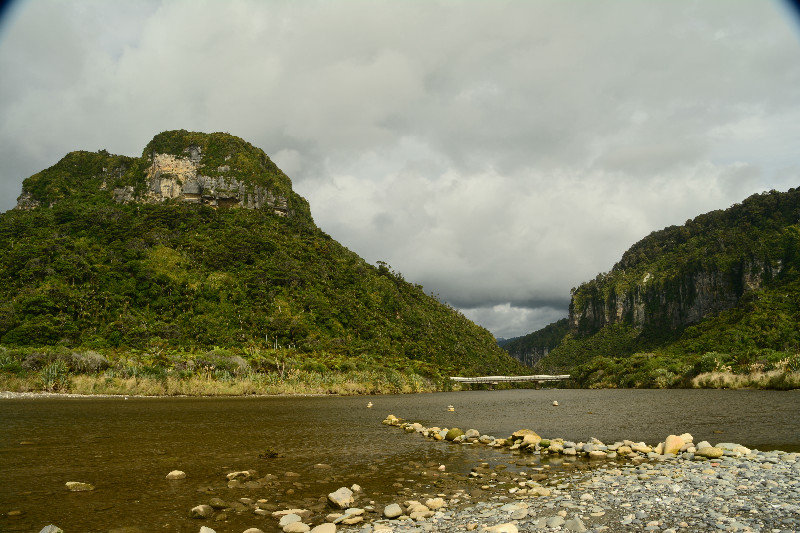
<box><xmin>445</xmin><ymin>428</ymin><xmax>464</xmax><ymax>441</ymax></box>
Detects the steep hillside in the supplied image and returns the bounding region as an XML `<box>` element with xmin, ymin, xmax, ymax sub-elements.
<box><xmin>520</xmin><ymin>188</ymin><xmax>800</xmax><ymax>388</ymax></box>
<box><xmin>0</xmin><ymin>131</ymin><xmax>520</xmax><ymax>392</ymax></box>
<box><xmin>498</xmin><ymin>318</ymin><xmax>569</xmax><ymax>366</ymax></box>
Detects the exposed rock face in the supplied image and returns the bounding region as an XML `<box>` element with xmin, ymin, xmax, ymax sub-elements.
<box><xmin>12</xmin><ymin>131</ymin><xmax>309</xmax><ymax>220</ymax></box>
<box><xmin>14</xmin><ymin>191</ymin><xmax>41</xmax><ymax>210</ymax></box>
<box><xmin>113</xmin><ymin>149</ymin><xmax>290</xmax><ymax>215</ymax></box>
<box><xmin>569</xmin><ymin>260</ymin><xmax>782</xmax><ymax>335</ymax></box>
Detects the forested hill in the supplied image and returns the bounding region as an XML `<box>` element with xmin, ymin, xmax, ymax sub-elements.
<box><xmin>497</xmin><ymin>319</ymin><xmax>569</xmax><ymax>367</ymax></box>
<box><xmin>0</xmin><ymin>130</ymin><xmax>520</xmax><ymax>379</ymax></box>
<box><xmin>506</xmin><ymin>187</ymin><xmax>800</xmax><ymax>388</ymax></box>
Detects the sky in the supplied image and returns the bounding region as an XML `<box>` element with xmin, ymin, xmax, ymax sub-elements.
<box><xmin>1</xmin><ymin>1</ymin><xmax>799</xmax><ymax>339</ymax></box>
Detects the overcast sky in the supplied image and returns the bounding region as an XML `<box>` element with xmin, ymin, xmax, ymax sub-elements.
<box><xmin>1</xmin><ymin>1</ymin><xmax>799</xmax><ymax>339</ymax></box>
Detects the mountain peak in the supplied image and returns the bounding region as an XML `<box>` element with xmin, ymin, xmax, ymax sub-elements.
<box><xmin>15</xmin><ymin>130</ymin><xmax>311</xmax><ymax>221</ymax></box>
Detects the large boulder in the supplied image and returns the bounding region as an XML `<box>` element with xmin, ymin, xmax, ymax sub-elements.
<box><xmin>511</xmin><ymin>429</ymin><xmax>538</xmax><ymax>440</ymax></box>
<box><xmin>445</xmin><ymin>428</ymin><xmax>464</xmax><ymax>441</ymax></box>
<box><xmin>327</xmin><ymin>487</ymin><xmax>354</xmax><ymax>509</ymax></box>
<box><xmin>521</xmin><ymin>433</ymin><xmax>542</xmax><ymax>447</ymax></box>
<box><xmin>663</xmin><ymin>435</ymin><xmax>685</xmax><ymax>455</ymax></box>
<box><xmin>425</xmin><ymin>497</ymin><xmax>446</xmax><ymax>510</ymax></box>
<box><xmin>208</xmin><ymin>498</ymin><xmax>228</xmax><ymax>510</ymax></box>
<box><xmin>696</xmin><ymin>446</ymin><xmax>724</xmax><ymax>459</ymax></box>
<box><xmin>383</xmin><ymin>503</ymin><xmax>403</xmax><ymax>519</ymax></box>
<box><xmin>284</xmin><ymin>523</ymin><xmax>310</xmax><ymax>533</ymax></box>
<box><xmin>279</xmin><ymin>514</ymin><xmax>302</xmax><ymax>528</ymax></box>
<box><xmin>382</xmin><ymin>414</ymin><xmax>400</xmax><ymax>425</ymax></box>
<box><xmin>716</xmin><ymin>442</ymin><xmax>751</xmax><ymax>456</ymax></box>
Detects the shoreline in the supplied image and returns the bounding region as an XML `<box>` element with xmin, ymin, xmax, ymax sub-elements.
<box><xmin>327</xmin><ymin>416</ymin><xmax>800</xmax><ymax>533</ymax></box>
<box><xmin>338</xmin><ymin>453</ymin><xmax>800</xmax><ymax>533</ymax></box>
<box><xmin>0</xmin><ymin>390</ymin><xmax>332</xmax><ymax>400</ymax></box>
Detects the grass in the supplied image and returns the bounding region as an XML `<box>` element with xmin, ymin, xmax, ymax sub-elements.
<box><xmin>0</xmin><ymin>368</ymin><xmax>441</xmax><ymax>396</ymax></box>
<box><xmin>691</xmin><ymin>370</ymin><xmax>800</xmax><ymax>390</ymax></box>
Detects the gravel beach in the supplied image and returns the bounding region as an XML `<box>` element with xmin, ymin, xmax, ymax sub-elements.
<box><xmin>337</xmin><ymin>452</ymin><xmax>800</xmax><ymax>533</ymax></box>
<box><xmin>331</xmin><ymin>415</ymin><xmax>800</xmax><ymax>533</ymax></box>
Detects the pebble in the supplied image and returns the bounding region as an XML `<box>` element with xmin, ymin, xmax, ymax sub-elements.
<box><xmin>191</xmin><ymin>505</ymin><xmax>214</xmax><ymax>519</ymax></box>
<box><xmin>166</xmin><ymin>470</ymin><xmax>186</xmax><ymax>480</ymax></box>
<box><xmin>65</xmin><ymin>481</ymin><xmax>95</xmax><ymax>492</ymax></box>
<box><xmin>326</xmin><ymin>419</ymin><xmax>800</xmax><ymax>533</ymax></box>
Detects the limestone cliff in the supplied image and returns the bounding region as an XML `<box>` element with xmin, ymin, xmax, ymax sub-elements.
<box><xmin>567</xmin><ymin>188</ymin><xmax>799</xmax><ymax>336</ymax></box>
<box><xmin>14</xmin><ymin>130</ymin><xmax>311</xmax><ymax>221</ymax></box>
<box><xmin>569</xmin><ymin>260</ymin><xmax>783</xmax><ymax>335</ymax></box>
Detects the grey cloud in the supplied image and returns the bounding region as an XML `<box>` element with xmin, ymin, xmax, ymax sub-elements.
<box><xmin>1</xmin><ymin>0</ymin><xmax>799</xmax><ymax>337</ymax></box>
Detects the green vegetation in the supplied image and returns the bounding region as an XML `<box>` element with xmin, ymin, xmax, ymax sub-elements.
<box><xmin>499</xmin><ymin>318</ymin><xmax>569</xmax><ymax>366</ymax></box>
<box><xmin>0</xmin><ymin>345</ymin><xmax>445</xmax><ymax>395</ymax></box>
<box><xmin>0</xmin><ymin>131</ymin><xmax>521</xmax><ymax>394</ymax></box>
<box><xmin>569</xmin><ymin>188</ymin><xmax>800</xmax><ymax>335</ymax></box>
<box><xmin>522</xmin><ymin>188</ymin><xmax>800</xmax><ymax>390</ymax></box>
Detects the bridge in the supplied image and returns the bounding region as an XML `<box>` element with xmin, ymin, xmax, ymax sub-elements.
<box><xmin>450</xmin><ymin>374</ymin><xmax>570</xmax><ymax>384</ymax></box>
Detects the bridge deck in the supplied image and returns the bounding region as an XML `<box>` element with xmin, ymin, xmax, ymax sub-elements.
<box><xmin>450</xmin><ymin>374</ymin><xmax>570</xmax><ymax>383</ymax></box>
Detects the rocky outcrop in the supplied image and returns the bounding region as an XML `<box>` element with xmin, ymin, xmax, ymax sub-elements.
<box><xmin>12</xmin><ymin>131</ymin><xmax>308</xmax><ymax>220</ymax></box>
<box><xmin>569</xmin><ymin>260</ymin><xmax>783</xmax><ymax>335</ymax></box>
<box><xmin>14</xmin><ymin>191</ymin><xmax>41</xmax><ymax>210</ymax></box>
<box><xmin>112</xmin><ymin>150</ymin><xmax>290</xmax><ymax>215</ymax></box>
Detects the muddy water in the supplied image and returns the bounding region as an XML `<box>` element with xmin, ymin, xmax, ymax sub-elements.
<box><xmin>1</xmin><ymin>389</ymin><xmax>799</xmax><ymax>532</ymax></box>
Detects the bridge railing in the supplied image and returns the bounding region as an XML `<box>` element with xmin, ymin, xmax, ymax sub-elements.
<box><xmin>450</xmin><ymin>374</ymin><xmax>570</xmax><ymax>383</ymax></box>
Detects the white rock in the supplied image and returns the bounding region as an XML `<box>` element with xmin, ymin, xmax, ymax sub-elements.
<box><xmin>279</xmin><ymin>514</ymin><xmax>302</xmax><ymax>527</ymax></box>
<box><xmin>383</xmin><ymin>503</ymin><xmax>403</xmax><ymax>519</ymax></box>
<box><xmin>243</xmin><ymin>529</ymin><xmax>265</xmax><ymax>533</ymax></box>
<box><xmin>273</xmin><ymin>509</ymin><xmax>313</xmax><ymax>519</ymax></box>
<box><xmin>191</xmin><ymin>505</ymin><xmax>214</xmax><ymax>519</ymax></box>
<box><xmin>65</xmin><ymin>481</ymin><xmax>94</xmax><ymax>492</ymax></box>
<box><xmin>309</xmin><ymin>524</ymin><xmax>336</xmax><ymax>533</ymax></box>
<box><xmin>351</xmin><ymin>484</ymin><xmax>362</xmax><ymax>493</ymax></box>
<box><xmin>199</xmin><ymin>527</ymin><xmax>216</xmax><ymax>533</ymax></box>
<box><xmin>283</xmin><ymin>523</ymin><xmax>310</xmax><ymax>533</ymax></box>
<box><xmin>166</xmin><ymin>470</ymin><xmax>186</xmax><ymax>480</ymax></box>
<box><xmin>425</xmin><ymin>497</ymin><xmax>445</xmax><ymax>510</ymax></box>
<box><xmin>328</xmin><ymin>487</ymin><xmax>354</xmax><ymax>509</ymax></box>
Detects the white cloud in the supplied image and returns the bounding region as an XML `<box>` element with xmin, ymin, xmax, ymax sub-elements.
<box><xmin>1</xmin><ymin>0</ymin><xmax>799</xmax><ymax>337</ymax></box>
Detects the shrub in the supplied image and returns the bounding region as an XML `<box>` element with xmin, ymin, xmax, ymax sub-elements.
<box><xmin>40</xmin><ymin>360</ymin><xmax>70</xmax><ymax>391</ymax></box>
<box><xmin>69</xmin><ymin>350</ymin><xmax>110</xmax><ymax>373</ymax></box>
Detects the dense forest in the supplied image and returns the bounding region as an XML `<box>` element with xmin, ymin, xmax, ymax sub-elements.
<box><xmin>506</xmin><ymin>188</ymin><xmax>800</xmax><ymax>389</ymax></box>
<box><xmin>0</xmin><ymin>131</ymin><xmax>521</xmax><ymax>394</ymax></box>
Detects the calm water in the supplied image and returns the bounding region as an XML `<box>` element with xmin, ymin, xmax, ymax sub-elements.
<box><xmin>1</xmin><ymin>389</ymin><xmax>798</xmax><ymax>532</ymax></box>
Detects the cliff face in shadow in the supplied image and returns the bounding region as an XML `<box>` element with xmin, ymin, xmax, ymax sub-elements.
<box><xmin>503</xmin><ymin>187</ymin><xmax>800</xmax><ymax>387</ymax></box>
<box><xmin>568</xmin><ymin>188</ymin><xmax>799</xmax><ymax>337</ymax></box>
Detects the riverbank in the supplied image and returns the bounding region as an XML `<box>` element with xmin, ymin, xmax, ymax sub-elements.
<box><xmin>0</xmin><ymin>370</ymin><xmax>442</xmax><ymax>397</ymax></box>
<box><xmin>336</xmin><ymin>453</ymin><xmax>800</xmax><ymax>533</ymax></box>
<box><xmin>168</xmin><ymin>416</ymin><xmax>800</xmax><ymax>533</ymax></box>
<box><xmin>4</xmin><ymin>392</ymin><xmax>799</xmax><ymax>533</ymax></box>
<box><xmin>327</xmin><ymin>416</ymin><xmax>800</xmax><ymax>533</ymax></box>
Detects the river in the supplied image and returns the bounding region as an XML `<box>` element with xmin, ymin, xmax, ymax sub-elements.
<box><xmin>1</xmin><ymin>389</ymin><xmax>798</xmax><ymax>532</ymax></box>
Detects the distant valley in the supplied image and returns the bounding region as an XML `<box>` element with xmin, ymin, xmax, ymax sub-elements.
<box><xmin>500</xmin><ymin>187</ymin><xmax>800</xmax><ymax>389</ymax></box>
